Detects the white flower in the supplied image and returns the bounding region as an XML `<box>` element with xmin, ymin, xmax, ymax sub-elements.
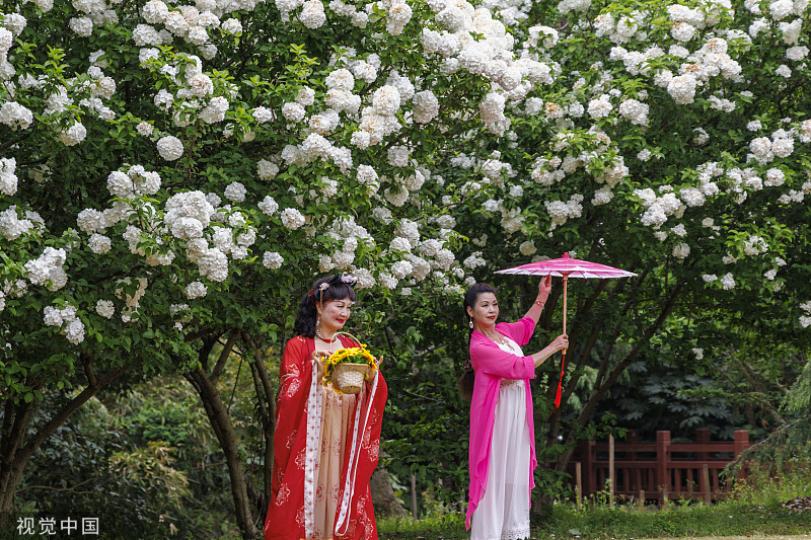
<box><xmin>592</xmin><ymin>186</ymin><xmax>614</xmax><ymax>206</ymax></box>
<box><xmin>262</xmin><ymin>251</ymin><xmax>284</xmax><ymax>270</ymax></box>
<box><xmin>671</xmin><ymin>22</ymin><xmax>696</xmax><ymax>42</ymax></box>
<box><xmin>187</xmin><ymin>73</ymin><xmax>214</xmax><ymax>97</ymax></box>
<box><xmin>296</xmin><ymin>86</ymin><xmax>316</xmax><ymax>106</ymax></box>
<box><xmin>77</xmin><ymin>208</ymin><xmax>106</xmax><ymax>233</ymax></box>
<box><xmin>64</xmin><ymin>318</ymin><xmax>86</xmax><ymax>345</ymax></box>
<box><xmin>69</xmin><ymin>16</ymin><xmax>93</xmax><ymax>36</ymax></box>
<box><xmin>479</xmin><ymin>92</ymin><xmax>507</xmax><ymax>136</ymax></box>
<box><xmin>185</xmin><ymin>281</ymin><xmax>208</xmax><ymax>299</ymax></box>
<box><xmin>749</xmin><ymin>137</ymin><xmax>773</xmax><ymax>162</ymax></box>
<box><xmin>252</xmin><ymin>106</ymin><xmax>275</xmax><ymax>123</ymax></box>
<box><xmin>43</xmin><ymin>306</ymin><xmax>63</xmax><ymax>327</ymax></box>
<box><xmin>587</xmin><ymin>95</ymin><xmax>612</xmax><ymax>119</ymax></box>
<box><xmin>391</xmin><ymin>260</ymin><xmax>414</xmax><ymax>279</ymax></box>
<box><xmin>390</xmin><ymin>237</ymin><xmax>412</xmax><ymax>252</ymax></box>
<box><xmin>618</xmin><ymin>99</ymin><xmax>649</xmax><ymax>126</ymax></box>
<box><xmin>58</xmin><ymin>122</ymin><xmax>87</xmax><ymax>146</ymax></box>
<box><xmin>765</xmin><ymin>168</ymin><xmax>785</xmax><ymax>187</ymax></box>
<box><xmin>519</xmin><ymin>241</ymin><xmax>537</xmax><ymax>256</ymax></box>
<box><xmin>136</xmin><ymin>122</ymin><xmax>154</xmax><ymax>136</ymax></box>
<box><xmin>221</xmin><ymin>18</ymin><xmax>243</xmax><ymax>34</ymax></box>
<box><xmin>721</xmin><ymin>273</ymin><xmax>736</xmax><ymax>290</ymax></box>
<box><xmin>326</xmin><ymin>69</ymin><xmax>355</xmax><ymax>91</ymax></box>
<box><xmin>386</xmin><ymin>0</ymin><xmax>412</xmax><ymax>35</ymax></box>
<box><xmin>769</xmin><ymin>0</ymin><xmax>794</xmax><ymax>20</ymax></box>
<box><xmin>300</xmin><ymin>0</ymin><xmax>327</xmax><ymax>28</ymax></box>
<box><xmin>0</xmin><ymin>157</ymin><xmax>18</xmax><ymax>196</ymax></box>
<box><xmin>224</xmin><ymin>182</ymin><xmax>247</xmax><ymax>202</ymax></box>
<box><xmin>672</xmin><ymin>242</ymin><xmax>690</xmax><ymax>260</ymax></box>
<box><xmin>775</xmin><ymin>64</ymin><xmax>792</xmax><ymax>78</ymax></box>
<box><xmin>702</xmin><ymin>274</ymin><xmax>718</xmax><ymax>283</ymax></box>
<box><xmin>157</xmin><ymin>136</ymin><xmax>184</xmax><ymax>161</ymax></box>
<box><xmin>198</xmin><ymin>248</ymin><xmax>229</xmax><ymax>282</ymax></box>
<box><xmin>413</xmin><ymin>90</ymin><xmax>439</xmax><ymax>124</ymax></box>
<box><xmin>258</xmin><ymin>195</ymin><xmax>279</xmax><ymax>216</ymax></box>
<box><xmin>280</xmin><ymin>208</ymin><xmax>305</xmax><ymax>229</ymax></box>
<box><xmin>387</xmin><ymin>146</ymin><xmax>410</xmax><ymax>167</ymax></box>
<box><xmin>372</xmin><ymin>85</ymin><xmax>401</xmax><ymax>115</ymax></box>
<box><xmin>282</xmin><ymin>102</ymin><xmax>306</xmax><ymax>122</ymax></box>
<box><xmin>88</xmin><ymin>233</ymin><xmax>112</xmax><ymax>254</ymax></box>
<box><xmin>667</xmin><ymin>74</ymin><xmax>697</xmax><ymax>104</ymax></box>
<box><xmin>95</xmin><ymin>300</ymin><xmax>115</xmax><ymax>319</ymax></box>
<box><xmin>25</xmin><ymin>247</ymin><xmax>68</xmax><ymax>291</ymax></box>
<box><xmin>257</xmin><ymin>159</ymin><xmax>279</xmax><ymax>181</ymax></box>
<box><xmin>786</xmin><ymin>46</ymin><xmax>809</xmax><ymax>61</ymax></box>
<box><xmin>692</xmin><ymin>348</ymin><xmax>704</xmax><ymax>360</ymax></box>
<box><xmin>378</xmin><ymin>272</ymin><xmax>398</xmax><ymax>289</ymax></box>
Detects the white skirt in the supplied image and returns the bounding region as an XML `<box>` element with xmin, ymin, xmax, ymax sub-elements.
<box><xmin>470</xmin><ymin>379</ymin><xmax>531</xmax><ymax>540</ymax></box>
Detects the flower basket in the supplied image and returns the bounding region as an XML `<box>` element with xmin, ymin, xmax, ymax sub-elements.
<box><xmin>321</xmin><ymin>332</ymin><xmax>379</xmax><ymax>394</ymax></box>
<box><xmin>332</xmin><ymin>362</ymin><xmax>370</xmax><ymax>394</ymax></box>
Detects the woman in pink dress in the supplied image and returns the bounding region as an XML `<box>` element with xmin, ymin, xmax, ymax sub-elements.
<box><xmin>463</xmin><ymin>278</ymin><xmax>568</xmax><ymax>540</ymax></box>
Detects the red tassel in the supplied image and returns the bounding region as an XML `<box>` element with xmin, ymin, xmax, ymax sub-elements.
<box><xmin>554</xmin><ymin>350</ymin><xmax>567</xmax><ymax>408</ymax></box>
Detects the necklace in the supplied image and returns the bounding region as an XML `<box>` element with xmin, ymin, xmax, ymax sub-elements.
<box><xmin>315</xmin><ymin>331</ymin><xmax>337</xmax><ymax>344</ymax></box>
<box><xmin>482</xmin><ymin>329</ymin><xmax>505</xmax><ymax>345</ymax></box>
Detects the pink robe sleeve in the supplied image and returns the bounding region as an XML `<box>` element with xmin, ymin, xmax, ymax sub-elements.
<box><xmin>470</xmin><ymin>339</ymin><xmax>536</xmax><ymax>380</ymax></box>
<box><xmin>496</xmin><ymin>316</ymin><xmax>536</xmax><ymax>346</ymax></box>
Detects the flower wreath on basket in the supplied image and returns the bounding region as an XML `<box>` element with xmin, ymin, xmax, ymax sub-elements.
<box><xmin>320</xmin><ymin>332</ymin><xmax>380</xmax><ymax>394</ymax></box>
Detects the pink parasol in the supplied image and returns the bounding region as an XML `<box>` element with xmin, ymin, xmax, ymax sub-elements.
<box><xmin>496</xmin><ymin>252</ymin><xmax>637</xmax><ymax>408</ymax></box>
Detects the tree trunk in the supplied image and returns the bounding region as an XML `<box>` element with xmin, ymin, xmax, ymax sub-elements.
<box><xmin>186</xmin><ymin>366</ymin><xmax>259</xmax><ymax>540</ymax></box>
<box><xmin>0</xmin><ymin>362</ymin><xmax>126</xmax><ymax>529</ymax></box>
<box><xmin>370</xmin><ymin>469</ymin><xmax>407</xmax><ymax>517</ymax></box>
<box><xmin>0</xmin><ymin>400</ymin><xmax>34</xmax><ymax>530</ymax></box>
<box><xmin>242</xmin><ymin>331</ymin><xmax>277</xmax><ymax>514</ymax></box>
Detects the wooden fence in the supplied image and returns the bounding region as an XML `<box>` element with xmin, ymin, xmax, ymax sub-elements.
<box><xmin>570</xmin><ymin>428</ymin><xmax>750</xmax><ymax>505</ymax></box>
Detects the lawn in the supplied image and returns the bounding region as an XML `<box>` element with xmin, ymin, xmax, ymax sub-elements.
<box><xmin>378</xmin><ymin>500</ymin><xmax>811</xmax><ymax>539</ymax></box>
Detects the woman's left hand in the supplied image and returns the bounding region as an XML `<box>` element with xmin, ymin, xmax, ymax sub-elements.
<box><xmin>538</xmin><ymin>275</ymin><xmax>552</xmax><ymax>302</ymax></box>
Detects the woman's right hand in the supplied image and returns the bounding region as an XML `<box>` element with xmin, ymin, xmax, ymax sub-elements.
<box><xmin>550</xmin><ymin>334</ymin><xmax>569</xmax><ymax>353</ymax></box>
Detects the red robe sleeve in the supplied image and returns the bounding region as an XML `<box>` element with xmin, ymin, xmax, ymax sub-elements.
<box><xmin>265</xmin><ymin>337</ymin><xmax>311</xmax><ymax>539</ymax></box>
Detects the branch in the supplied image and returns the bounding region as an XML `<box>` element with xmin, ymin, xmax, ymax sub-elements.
<box><xmin>198</xmin><ymin>334</ymin><xmax>220</xmax><ymax>373</ymax></box>
<box><xmin>16</xmin><ymin>366</ymin><xmax>128</xmax><ymax>464</ymax></box>
<box><xmin>575</xmin><ymin>276</ymin><xmax>688</xmax><ymax>430</ymax></box>
<box><xmin>212</xmin><ymin>331</ymin><xmax>239</xmax><ymax>382</ymax></box>
<box><xmin>81</xmin><ymin>354</ymin><xmax>97</xmax><ymax>388</ymax></box>
<box><xmin>736</xmin><ymin>359</ymin><xmax>786</xmax><ymax>425</ymax></box>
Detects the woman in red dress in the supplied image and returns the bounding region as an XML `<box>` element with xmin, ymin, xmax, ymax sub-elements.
<box><xmin>264</xmin><ymin>274</ymin><xmax>387</xmax><ymax>540</ymax></box>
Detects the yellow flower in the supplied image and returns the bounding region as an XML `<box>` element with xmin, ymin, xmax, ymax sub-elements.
<box><xmin>322</xmin><ymin>342</ymin><xmax>379</xmax><ymax>388</ymax></box>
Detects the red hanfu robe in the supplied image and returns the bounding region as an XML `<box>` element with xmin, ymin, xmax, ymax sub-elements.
<box><xmin>264</xmin><ymin>335</ymin><xmax>388</xmax><ymax>540</ymax></box>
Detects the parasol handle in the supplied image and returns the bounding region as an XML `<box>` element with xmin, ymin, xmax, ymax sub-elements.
<box><xmin>555</xmin><ymin>273</ymin><xmax>569</xmax><ymax>409</ymax></box>
<box><xmin>562</xmin><ymin>274</ymin><xmax>568</xmax><ymax>339</ymax></box>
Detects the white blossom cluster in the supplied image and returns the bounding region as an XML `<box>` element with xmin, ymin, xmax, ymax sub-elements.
<box><xmin>800</xmin><ymin>300</ymin><xmax>811</xmax><ymax>328</ymax></box>
<box><xmin>43</xmin><ymin>304</ymin><xmax>86</xmax><ymax>344</ymax></box>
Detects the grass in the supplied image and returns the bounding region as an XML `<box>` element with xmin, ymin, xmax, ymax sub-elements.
<box><xmin>379</xmin><ymin>467</ymin><xmax>811</xmax><ymax>539</ymax></box>
<box><xmin>379</xmin><ymin>501</ymin><xmax>811</xmax><ymax>539</ymax></box>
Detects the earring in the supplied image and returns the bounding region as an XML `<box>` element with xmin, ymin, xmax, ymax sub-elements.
<box><xmin>469</xmin><ymin>319</ymin><xmax>474</xmax><ymax>329</ymax></box>
<box><xmin>316</xmin><ymin>317</ymin><xmax>321</xmax><ymax>332</ymax></box>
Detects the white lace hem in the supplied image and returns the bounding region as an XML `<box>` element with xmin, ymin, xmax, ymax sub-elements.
<box><xmin>501</xmin><ymin>525</ymin><xmax>530</xmax><ymax>540</ymax></box>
